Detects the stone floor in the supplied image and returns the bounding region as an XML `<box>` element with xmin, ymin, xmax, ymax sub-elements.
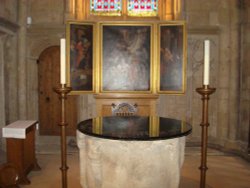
<box><xmin>12</xmin><ymin>147</ymin><xmax>249</xmax><ymax>188</ymax></box>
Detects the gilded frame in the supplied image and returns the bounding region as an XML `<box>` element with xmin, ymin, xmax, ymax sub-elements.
<box><xmin>157</xmin><ymin>21</ymin><xmax>186</xmax><ymax>94</ymax></box>
<box><xmin>66</xmin><ymin>21</ymin><xmax>96</xmax><ymax>94</ymax></box>
<box><xmin>100</xmin><ymin>22</ymin><xmax>154</xmax><ymax>93</ymax></box>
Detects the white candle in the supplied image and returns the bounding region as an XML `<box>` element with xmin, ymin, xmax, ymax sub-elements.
<box><xmin>203</xmin><ymin>40</ymin><xmax>210</xmax><ymax>85</ymax></box>
<box><xmin>60</xmin><ymin>38</ymin><xmax>66</xmax><ymax>85</ymax></box>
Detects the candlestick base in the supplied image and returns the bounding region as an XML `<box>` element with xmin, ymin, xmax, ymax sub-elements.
<box><xmin>196</xmin><ymin>84</ymin><xmax>216</xmax><ymax>188</ymax></box>
<box><xmin>54</xmin><ymin>84</ymin><xmax>72</xmax><ymax>188</ymax></box>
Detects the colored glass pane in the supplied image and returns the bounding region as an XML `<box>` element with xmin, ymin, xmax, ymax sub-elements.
<box><xmin>127</xmin><ymin>0</ymin><xmax>158</xmax><ymax>17</ymax></box>
<box><xmin>90</xmin><ymin>0</ymin><xmax>122</xmax><ymax>16</ymax></box>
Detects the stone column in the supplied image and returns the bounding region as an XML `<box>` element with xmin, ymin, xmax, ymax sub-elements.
<box><xmin>228</xmin><ymin>0</ymin><xmax>240</xmax><ymax>142</ymax></box>
<box><xmin>4</xmin><ymin>35</ymin><xmax>18</xmax><ymax>124</ymax></box>
<box><xmin>0</xmin><ymin>36</ymin><xmax>6</xmax><ymax>128</ymax></box>
<box><xmin>17</xmin><ymin>0</ymin><xmax>28</xmax><ymax>119</ymax></box>
<box><xmin>216</xmin><ymin>2</ymin><xmax>231</xmax><ymax>141</ymax></box>
<box><xmin>0</xmin><ymin>36</ymin><xmax>6</xmax><ymax>151</ymax></box>
<box><xmin>239</xmin><ymin>0</ymin><xmax>250</xmax><ymax>150</ymax></box>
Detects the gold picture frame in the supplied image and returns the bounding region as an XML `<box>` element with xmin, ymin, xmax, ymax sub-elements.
<box><xmin>157</xmin><ymin>21</ymin><xmax>187</xmax><ymax>94</ymax></box>
<box><xmin>66</xmin><ymin>21</ymin><xmax>96</xmax><ymax>94</ymax></box>
<box><xmin>65</xmin><ymin>20</ymin><xmax>186</xmax><ymax>95</ymax></box>
<box><xmin>99</xmin><ymin>21</ymin><xmax>154</xmax><ymax>93</ymax></box>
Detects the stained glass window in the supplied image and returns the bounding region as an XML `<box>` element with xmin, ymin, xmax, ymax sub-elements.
<box><xmin>90</xmin><ymin>0</ymin><xmax>122</xmax><ymax>16</ymax></box>
<box><xmin>127</xmin><ymin>0</ymin><xmax>158</xmax><ymax>17</ymax></box>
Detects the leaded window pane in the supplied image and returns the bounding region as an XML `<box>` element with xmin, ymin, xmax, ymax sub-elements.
<box><xmin>90</xmin><ymin>0</ymin><xmax>122</xmax><ymax>16</ymax></box>
<box><xmin>127</xmin><ymin>0</ymin><xmax>158</xmax><ymax>17</ymax></box>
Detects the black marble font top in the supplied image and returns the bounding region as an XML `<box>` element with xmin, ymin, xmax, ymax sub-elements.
<box><xmin>77</xmin><ymin>116</ymin><xmax>192</xmax><ymax>141</ymax></box>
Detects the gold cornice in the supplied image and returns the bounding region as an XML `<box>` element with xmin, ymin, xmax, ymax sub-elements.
<box><xmin>94</xmin><ymin>93</ymin><xmax>159</xmax><ymax>99</ymax></box>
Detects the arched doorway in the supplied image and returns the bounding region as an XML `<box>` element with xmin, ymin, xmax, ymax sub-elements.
<box><xmin>38</xmin><ymin>46</ymin><xmax>77</xmax><ymax>136</ymax></box>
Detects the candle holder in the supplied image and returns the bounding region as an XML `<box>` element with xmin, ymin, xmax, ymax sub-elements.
<box><xmin>196</xmin><ymin>85</ymin><xmax>216</xmax><ymax>188</ymax></box>
<box><xmin>54</xmin><ymin>84</ymin><xmax>72</xmax><ymax>188</ymax></box>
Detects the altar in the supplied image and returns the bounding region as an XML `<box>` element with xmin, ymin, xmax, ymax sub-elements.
<box><xmin>77</xmin><ymin>116</ymin><xmax>192</xmax><ymax>188</ymax></box>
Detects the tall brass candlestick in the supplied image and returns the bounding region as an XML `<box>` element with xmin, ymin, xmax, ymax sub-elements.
<box><xmin>196</xmin><ymin>85</ymin><xmax>216</xmax><ymax>188</ymax></box>
<box><xmin>54</xmin><ymin>84</ymin><xmax>71</xmax><ymax>188</ymax></box>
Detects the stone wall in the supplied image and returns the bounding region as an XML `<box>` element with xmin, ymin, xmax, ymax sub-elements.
<box><xmin>239</xmin><ymin>0</ymin><xmax>250</xmax><ymax>153</ymax></box>
<box><xmin>0</xmin><ymin>0</ymin><xmax>19</xmax><ymax>150</ymax></box>
<box><xmin>0</xmin><ymin>0</ymin><xmax>249</xmax><ymax>156</ymax></box>
<box><xmin>158</xmin><ymin>0</ymin><xmax>249</xmax><ymax>155</ymax></box>
<box><xmin>0</xmin><ymin>0</ymin><xmax>18</xmax><ymax>23</ymax></box>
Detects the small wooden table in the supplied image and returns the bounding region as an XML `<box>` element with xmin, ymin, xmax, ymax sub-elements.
<box><xmin>2</xmin><ymin>120</ymin><xmax>41</xmax><ymax>184</ymax></box>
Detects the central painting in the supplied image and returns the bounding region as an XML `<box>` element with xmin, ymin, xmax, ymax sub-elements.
<box><xmin>100</xmin><ymin>22</ymin><xmax>153</xmax><ymax>92</ymax></box>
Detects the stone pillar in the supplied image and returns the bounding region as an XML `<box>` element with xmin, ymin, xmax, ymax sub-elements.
<box><xmin>0</xmin><ymin>36</ymin><xmax>6</xmax><ymax>129</ymax></box>
<box><xmin>0</xmin><ymin>36</ymin><xmax>4</xmax><ymax>151</ymax></box>
<box><xmin>228</xmin><ymin>0</ymin><xmax>240</xmax><ymax>142</ymax></box>
<box><xmin>216</xmin><ymin>2</ymin><xmax>231</xmax><ymax>141</ymax></box>
<box><xmin>239</xmin><ymin>0</ymin><xmax>250</xmax><ymax>150</ymax></box>
<box><xmin>17</xmin><ymin>0</ymin><xmax>28</xmax><ymax>119</ymax></box>
<box><xmin>4</xmin><ymin>35</ymin><xmax>18</xmax><ymax>124</ymax></box>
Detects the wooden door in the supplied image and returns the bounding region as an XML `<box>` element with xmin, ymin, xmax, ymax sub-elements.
<box><xmin>38</xmin><ymin>46</ymin><xmax>77</xmax><ymax>136</ymax></box>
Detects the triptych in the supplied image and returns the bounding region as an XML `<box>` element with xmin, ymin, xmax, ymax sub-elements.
<box><xmin>66</xmin><ymin>21</ymin><xmax>186</xmax><ymax>94</ymax></box>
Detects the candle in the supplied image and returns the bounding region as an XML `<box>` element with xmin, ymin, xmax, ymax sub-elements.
<box><xmin>60</xmin><ymin>38</ymin><xmax>66</xmax><ymax>84</ymax></box>
<box><xmin>203</xmin><ymin>40</ymin><xmax>210</xmax><ymax>85</ymax></box>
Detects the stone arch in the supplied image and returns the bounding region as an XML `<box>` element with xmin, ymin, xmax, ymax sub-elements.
<box><xmin>29</xmin><ymin>38</ymin><xmax>60</xmax><ymax>59</ymax></box>
<box><xmin>26</xmin><ymin>37</ymin><xmax>61</xmax><ymax>120</ymax></box>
